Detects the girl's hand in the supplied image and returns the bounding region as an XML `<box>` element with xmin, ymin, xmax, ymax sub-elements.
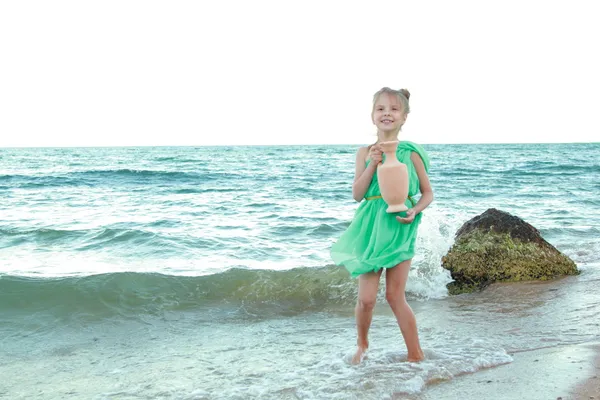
<box><xmin>396</xmin><ymin>209</ymin><xmax>416</xmax><ymax>224</ymax></box>
<box><xmin>368</xmin><ymin>145</ymin><xmax>383</xmax><ymax>165</ymax></box>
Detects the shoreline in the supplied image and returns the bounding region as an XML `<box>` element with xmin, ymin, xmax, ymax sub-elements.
<box><xmin>570</xmin><ymin>344</ymin><xmax>600</xmax><ymax>399</ymax></box>
<box><xmin>413</xmin><ymin>341</ymin><xmax>600</xmax><ymax>400</ymax></box>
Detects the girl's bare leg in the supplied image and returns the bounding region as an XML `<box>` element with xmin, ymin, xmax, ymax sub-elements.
<box><xmin>385</xmin><ymin>259</ymin><xmax>425</xmax><ymax>362</ymax></box>
<box><xmin>352</xmin><ymin>269</ymin><xmax>383</xmax><ymax>364</ymax></box>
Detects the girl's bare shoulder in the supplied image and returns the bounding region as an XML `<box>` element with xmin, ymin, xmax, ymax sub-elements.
<box><xmin>356</xmin><ymin>146</ymin><xmax>370</xmax><ymax>163</ymax></box>
<box><xmin>356</xmin><ymin>145</ymin><xmax>369</xmax><ymax>157</ymax></box>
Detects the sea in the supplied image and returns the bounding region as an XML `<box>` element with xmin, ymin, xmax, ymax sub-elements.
<box><xmin>1</xmin><ymin>143</ymin><xmax>599</xmax><ymax>399</ymax></box>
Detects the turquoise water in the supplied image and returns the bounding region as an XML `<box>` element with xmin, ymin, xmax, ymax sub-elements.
<box><xmin>1</xmin><ymin>143</ymin><xmax>599</xmax><ymax>399</ymax></box>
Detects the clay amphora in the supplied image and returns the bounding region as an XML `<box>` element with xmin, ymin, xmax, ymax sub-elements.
<box><xmin>377</xmin><ymin>141</ymin><xmax>409</xmax><ymax>213</ymax></box>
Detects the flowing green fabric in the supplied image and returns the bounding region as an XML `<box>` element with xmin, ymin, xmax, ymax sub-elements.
<box><xmin>330</xmin><ymin>141</ymin><xmax>430</xmax><ymax>278</ymax></box>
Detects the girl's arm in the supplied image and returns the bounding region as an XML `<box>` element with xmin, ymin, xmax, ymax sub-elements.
<box><xmin>352</xmin><ymin>146</ymin><xmax>378</xmax><ymax>202</ymax></box>
<box><xmin>410</xmin><ymin>151</ymin><xmax>433</xmax><ymax>214</ymax></box>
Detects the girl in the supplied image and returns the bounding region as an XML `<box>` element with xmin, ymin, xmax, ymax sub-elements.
<box><xmin>330</xmin><ymin>87</ymin><xmax>433</xmax><ymax>364</ymax></box>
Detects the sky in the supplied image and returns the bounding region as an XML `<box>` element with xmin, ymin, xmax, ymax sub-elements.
<box><xmin>1</xmin><ymin>1</ymin><xmax>598</xmax><ymax>147</ymax></box>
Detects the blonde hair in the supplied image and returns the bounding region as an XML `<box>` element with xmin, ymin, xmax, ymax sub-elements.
<box><xmin>372</xmin><ymin>87</ymin><xmax>411</xmax><ymax>114</ymax></box>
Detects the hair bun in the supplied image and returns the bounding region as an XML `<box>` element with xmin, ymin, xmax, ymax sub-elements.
<box><xmin>399</xmin><ymin>89</ymin><xmax>410</xmax><ymax>100</ymax></box>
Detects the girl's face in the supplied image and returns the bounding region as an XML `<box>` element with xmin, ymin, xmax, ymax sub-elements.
<box><xmin>371</xmin><ymin>93</ymin><xmax>406</xmax><ymax>133</ymax></box>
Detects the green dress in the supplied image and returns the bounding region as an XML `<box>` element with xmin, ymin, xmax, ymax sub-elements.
<box><xmin>330</xmin><ymin>141</ymin><xmax>430</xmax><ymax>278</ymax></box>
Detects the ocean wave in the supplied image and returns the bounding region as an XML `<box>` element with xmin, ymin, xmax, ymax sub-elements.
<box><xmin>0</xmin><ymin>227</ymin><xmax>87</xmax><ymax>247</ymax></box>
<box><xmin>540</xmin><ymin>226</ymin><xmax>600</xmax><ymax>238</ymax></box>
<box><xmin>505</xmin><ymin>164</ymin><xmax>599</xmax><ymax>176</ymax></box>
<box><xmin>0</xmin><ymin>267</ymin><xmax>357</xmax><ymax>320</ymax></box>
<box><xmin>170</xmin><ymin>187</ymin><xmax>238</xmax><ymax>194</ymax></box>
<box><xmin>0</xmin><ymin>169</ymin><xmax>246</xmax><ymax>188</ymax></box>
<box><xmin>152</xmin><ymin>156</ymin><xmax>202</xmax><ymax>163</ymax></box>
<box><xmin>0</xmin><ymin>174</ymin><xmax>86</xmax><ymax>188</ymax></box>
<box><xmin>0</xmin><ymin>226</ymin><xmax>211</xmax><ymax>252</ymax></box>
<box><xmin>442</xmin><ymin>164</ymin><xmax>599</xmax><ymax>178</ymax></box>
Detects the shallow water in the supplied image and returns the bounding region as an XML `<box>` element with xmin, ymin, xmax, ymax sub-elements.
<box><xmin>2</xmin><ymin>271</ymin><xmax>599</xmax><ymax>399</ymax></box>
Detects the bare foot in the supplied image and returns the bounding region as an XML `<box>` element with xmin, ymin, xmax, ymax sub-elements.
<box><xmin>407</xmin><ymin>350</ymin><xmax>425</xmax><ymax>362</ymax></box>
<box><xmin>351</xmin><ymin>346</ymin><xmax>368</xmax><ymax>365</ymax></box>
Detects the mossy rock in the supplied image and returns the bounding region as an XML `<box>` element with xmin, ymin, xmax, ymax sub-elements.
<box><xmin>442</xmin><ymin>209</ymin><xmax>578</xmax><ymax>294</ymax></box>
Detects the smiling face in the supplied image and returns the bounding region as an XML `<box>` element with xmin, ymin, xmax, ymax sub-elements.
<box><xmin>371</xmin><ymin>92</ymin><xmax>407</xmax><ymax>133</ymax></box>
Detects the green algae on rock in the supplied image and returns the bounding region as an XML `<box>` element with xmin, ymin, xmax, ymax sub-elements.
<box><xmin>442</xmin><ymin>208</ymin><xmax>579</xmax><ymax>295</ymax></box>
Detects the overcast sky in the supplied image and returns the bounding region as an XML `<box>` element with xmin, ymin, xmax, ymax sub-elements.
<box><xmin>1</xmin><ymin>1</ymin><xmax>598</xmax><ymax>147</ymax></box>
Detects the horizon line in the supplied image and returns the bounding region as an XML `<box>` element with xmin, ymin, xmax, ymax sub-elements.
<box><xmin>1</xmin><ymin>141</ymin><xmax>599</xmax><ymax>149</ymax></box>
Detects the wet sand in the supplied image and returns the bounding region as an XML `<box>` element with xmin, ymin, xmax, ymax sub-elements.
<box><xmin>411</xmin><ymin>342</ymin><xmax>600</xmax><ymax>400</ymax></box>
<box><xmin>570</xmin><ymin>344</ymin><xmax>600</xmax><ymax>399</ymax></box>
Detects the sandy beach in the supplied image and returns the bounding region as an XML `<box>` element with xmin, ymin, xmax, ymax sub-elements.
<box><xmin>571</xmin><ymin>345</ymin><xmax>600</xmax><ymax>400</ymax></box>
<box><xmin>409</xmin><ymin>342</ymin><xmax>600</xmax><ymax>400</ymax></box>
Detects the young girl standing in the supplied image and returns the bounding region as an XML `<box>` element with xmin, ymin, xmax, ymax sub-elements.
<box><xmin>330</xmin><ymin>87</ymin><xmax>433</xmax><ymax>364</ymax></box>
